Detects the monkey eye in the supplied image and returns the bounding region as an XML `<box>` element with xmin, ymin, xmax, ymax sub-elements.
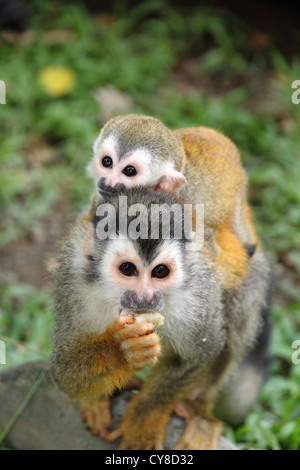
<box><xmin>151</xmin><ymin>264</ymin><xmax>170</xmax><ymax>279</ymax></box>
<box><xmin>119</xmin><ymin>262</ymin><xmax>138</xmax><ymax>277</ymax></box>
<box><xmin>102</xmin><ymin>156</ymin><xmax>113</xmax><ymax>168</ymax></box>
<box><xmin>123</xmin><ymin>166</ymin><xmax>137</xmax><ymax>177</ymax></box>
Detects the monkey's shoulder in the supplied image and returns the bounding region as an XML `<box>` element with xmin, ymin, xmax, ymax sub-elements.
<box><xmin>173</xmin><ymin>126</ymin><xmax>242</xmax><ymax>167</ymax></box>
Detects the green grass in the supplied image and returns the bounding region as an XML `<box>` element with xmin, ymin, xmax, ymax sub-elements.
<box><xmin>0</xmin><ymin>0</ymin><xmax>300</xmax><ymax>450</ymax></box>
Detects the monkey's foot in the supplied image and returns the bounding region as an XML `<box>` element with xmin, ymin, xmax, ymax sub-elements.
<box><xmin>173</xmin><ymin>400</ymin><xmax>223</xmax><ymax>450</ymax></box>
<box><xmin>81</xmin><ymin>397</ymin><xmax>112</xmax><ymax>439</ymax></box>
<box><xmin>80</xmin><ymin>377</ymin><xmax>143</xmax><ymax>440</ymax></box>
<box><xmin>105</xmin><ymin>396</ymin><xmax>173</xmax><ymax>450</ymax></box>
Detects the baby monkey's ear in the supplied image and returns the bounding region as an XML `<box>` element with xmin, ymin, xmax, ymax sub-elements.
<box><xmin>156</xmin><ymin>170</ymin><xmax>186</xmax><ymax>194</ymax></box>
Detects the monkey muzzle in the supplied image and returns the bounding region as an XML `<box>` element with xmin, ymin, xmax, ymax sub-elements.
<box><xmin>97</xmin><ymin>177</ymin><xmax>126</xmax><ymax>200</ymax></box>
<box><xmin>120</xmin><ymin>289</ymin><xmax>163</xmax><ymax>313</ymax></box>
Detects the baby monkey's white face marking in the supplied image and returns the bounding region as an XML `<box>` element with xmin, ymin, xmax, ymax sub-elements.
<box><xmin>88</xmin><ymin>134</ymin><xmax>186</xmax><ymax>194</ymax></box>
<box><xmin>90</xmin><ymin>135</ymin><xmax>154</xmax><ymax>189</ymax></box>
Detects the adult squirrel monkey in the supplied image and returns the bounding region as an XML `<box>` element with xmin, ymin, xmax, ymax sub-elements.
<box><xmin>50</xmin><ymin>187</ymin><xmax>272</xmax><ymax>450</ymax></box>
<box><xmin>86</xmin><ymin>114</ymin><xmax>258</xmax><ymax>290</ymax></box>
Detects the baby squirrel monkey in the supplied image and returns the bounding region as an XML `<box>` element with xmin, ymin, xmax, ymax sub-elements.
<box><xmin>86</xmin><ymin>114</ymin><xmax>258</xmax><ymax>289</ymax></box>
<box><xmin>50</xmin><ymin>187</ymin><xmax>272</xmax><ymax>450</ymax></box>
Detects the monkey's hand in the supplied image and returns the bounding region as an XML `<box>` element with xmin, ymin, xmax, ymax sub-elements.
<box><xmin>173</xmin><ymin>399</ymin><xmax>223</xmax><ymax>450</ymax></box>
<box><xmin>51</xmin><ymin>314</ymin><xmax>160</xmax><ymax>401</ymax></box>
<box><xmin>112</xmin><ymin>314</ymin><xmax>161</xmax><ymax>372</ymax></box>
<box><xmin>105</xmin><ymin>394</ymin><xmax>174</xmax><ymax>450</ymax></box>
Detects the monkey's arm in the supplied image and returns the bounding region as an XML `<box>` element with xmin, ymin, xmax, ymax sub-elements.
<box><xmin>50</xmin><ymin>314</ymin><xmax>160</xmax><ymax>400</ymax></box>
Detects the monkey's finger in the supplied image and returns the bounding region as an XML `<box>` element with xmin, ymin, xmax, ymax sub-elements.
<box><xmin>122</xmin><ymin>342</ymin><xmax>160</xmax><ymax>369</ymax></box>
<box><xmin>172</xmin><ymin>417</ymin><xmax>202</xmax><ymax>450</ymax></box>
<box><xmin>81</xmin><ymin>400</ymin><xmax>100</xmax><ymax>433</ymax></box>
<box><xmin>123</xmin><ymin>347</ymin><xmax>161</xmax><ymax>369</ymax></box>
<box><xmin>125</xmin><ymin>321</ymin><xmax>155</xmax><ymax>337</ymax></box>
<box><xmin>115</xmin><ymin>321</ymin><xmax>155</xmax><ymax>341</ymax></box>
<box><xmin>121</xmin><ymin>332</ymin><xmax>161</xmax><ymax>355</ymax></box>
<box><xmin>173</xmin><ymin>417</ymin><xmax>222</xmax><ymax>450</ymax></box>
<box><xmin>111</xmin><ymin>314</ymin><xmax>135</xmax><ymax>332</ymax></box>
<box><xmin>81</xmin><ymin>404</ymin><xmax>97</xmax><ymax>434</ymax></box>
<box><xmin>124</xmin><ymin>344</ymin><xmax>161</xmax><ymax>363</ymax></box>
<box><xmin>95</xmin><ymin>401</ymin><xmax>112</xmax><ymax>439</ymax></box>
<box><xmin>105</xmin><ymin>426</ymin><xmax>124</xmax><ymax>443</ymax></box>
<box><xmin>122</xmin><ymin>330</ymin><xmax>159</xmax><ymax>347</ymax></box>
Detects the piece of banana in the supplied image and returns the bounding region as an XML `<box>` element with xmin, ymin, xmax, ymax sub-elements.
<box><xmin>120</xmin><ymin>309</ymin><xmax>164</xmax><ymax>328</ymax></box>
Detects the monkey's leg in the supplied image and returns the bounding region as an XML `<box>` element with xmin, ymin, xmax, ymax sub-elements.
<box><xmin>105</xmin><ymin>361</ymin><xmax>178</xmax><ymax>449</ymax></box>
<box><xmin>105</xmin><ymin>357</ymin><xmax>202</xmax><ymax>450</ymax></box>
<box><xmin>80</xmin><ymin>377</ymin><xmax>143</xmax><ymax>439</ymax></box>
<box><xmin>173</xmin><ymin>399</ymin><xmax>223</xmax><ymax>450</ymax></box>
<box><xmin>105</xmin><ymin>392</ymin><xmax>175</xmax><ymax>450</ymax></box>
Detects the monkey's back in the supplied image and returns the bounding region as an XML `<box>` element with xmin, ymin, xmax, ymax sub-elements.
<box><xmin>174</xmin><ymin>127</ymin><xmax>247</xmax><ymax>228</ymax></box>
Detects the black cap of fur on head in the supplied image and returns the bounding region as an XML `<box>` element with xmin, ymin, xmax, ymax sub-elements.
<box><xmin>93</xmin><ymin>186</ymin><xmax>193</xmax><ymax>263</ymax></box>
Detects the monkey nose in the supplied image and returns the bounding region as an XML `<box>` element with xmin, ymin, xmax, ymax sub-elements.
<box><xmin>103</xmin><ymin>179</ymin><xmax>125</xmax><ymax>190</ymax></box>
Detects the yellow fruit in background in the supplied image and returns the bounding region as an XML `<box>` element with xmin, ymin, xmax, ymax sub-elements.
<box><xmin>38</xmin><ymin>66</ymin><xmax>76</xmax><ymax>97</ymax></box>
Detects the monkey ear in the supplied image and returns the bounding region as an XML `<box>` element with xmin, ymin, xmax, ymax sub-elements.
<box><xmin>156</xmin><ymin>171</ymin><xmax>186</xmax><ymax>194</ymax></box>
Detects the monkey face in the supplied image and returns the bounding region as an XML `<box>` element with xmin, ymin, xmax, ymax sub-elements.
<box><xmin>87</xmin><ymin>115</ymin><xmax>186</xmax><ymax>194</ymax></box>
<box><xmin>88</xmin><ymin>134</ymin><xmax>154</xmax><ymax>190</ymax></box>
<box><xmin>81</xmin><ymin>186</ymin><xmax>195</xmax><ymax>337</ymax></box>
<box><xmin>97</xmin><ymin>237</ymin><xmax>186</xmax><ymax>315</ymax></box>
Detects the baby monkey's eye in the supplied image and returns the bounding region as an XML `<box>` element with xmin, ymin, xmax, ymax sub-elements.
<box><xmin>102</xmin><ymin>156</ymin><xmax>113</xmax><ymax>168</ymax></box>
<box><xmin>151</xmin><ymin>264</ymin><xmax>170</xmax><ymax>279</ymax></box>
<box><xmin>119</xmin><ymin>262</ymin><xmax>138</xmax><ymax>277</ymax></box>
<box><xmin>123</xmin><ymin>166</ymin><xmax>137</xmax><ymax>177</ymax></box>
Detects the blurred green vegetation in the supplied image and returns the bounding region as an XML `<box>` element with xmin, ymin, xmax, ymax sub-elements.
<box><xmin>0</xmin><ymin>0</ymin><xmax>300</xmax><ymax>450</ymax></box>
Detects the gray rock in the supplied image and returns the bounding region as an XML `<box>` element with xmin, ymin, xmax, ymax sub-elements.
<box><xmin>0</xmin><ymin>361</ymin><xmax>238</xmax><ymax>450</ymax></box>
